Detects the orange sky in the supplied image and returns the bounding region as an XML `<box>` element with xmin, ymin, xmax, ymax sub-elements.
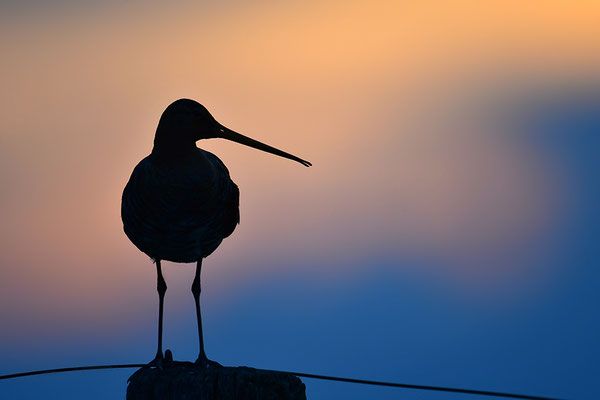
<box><xmin>1</xmin><ymin>0</ymin><xmax>599</xmax><ymax>322</ymax></box>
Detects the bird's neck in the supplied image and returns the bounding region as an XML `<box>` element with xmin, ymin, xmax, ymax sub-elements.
<box><xmin>151</xmin><ymin>143</ymin><xmax>199</xmax><ymax>162</ymax></box>
<box><xmin>152</xmin><ymin>120</ymin><xmax>198</xmax><ymax>155</ymax></box>
<box><xmin>152</xmin><ymin>125</ymin><xmax>198</xmax><ymax>162</ymax></box>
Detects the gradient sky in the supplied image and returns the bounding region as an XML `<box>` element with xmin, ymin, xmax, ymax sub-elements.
<box><xmin>1</xmin><ymin>1</ymin><xmax>599</xmax><ymax>399</ymax></box>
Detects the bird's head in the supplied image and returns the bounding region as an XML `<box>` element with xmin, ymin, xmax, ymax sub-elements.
<box><xmin>154</xmin><ymin>98</ymin><xmax>311</xmax><ymax>167</ymax></box>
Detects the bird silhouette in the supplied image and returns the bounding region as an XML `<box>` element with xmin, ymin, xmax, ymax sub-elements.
<box><xmin>122</xmin><ymin>99</ymin><xmax>311</xmax><ymax>368</ymax></box>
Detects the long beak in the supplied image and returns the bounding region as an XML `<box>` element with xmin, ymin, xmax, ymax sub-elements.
<box><xmin>215</xmin><ymin>123</ymin><xmax>312</xmax><ymax>167</ymax></box>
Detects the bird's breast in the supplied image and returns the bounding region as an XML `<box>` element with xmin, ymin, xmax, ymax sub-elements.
<box><xmin>121</xmin><ymin>149</ymin><xmax>240</xmax><ymax>263</ymax></box>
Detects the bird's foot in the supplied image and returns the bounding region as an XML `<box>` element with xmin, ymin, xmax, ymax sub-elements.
<box><xmin>194</xmin><ymin>353</ymin><xmax>222</xmax><ymax>369</ymax></box>
<box><xmin>146</xmin><ymin>350</ymin><xmax>164</xmax><ymax>369</ymax></box>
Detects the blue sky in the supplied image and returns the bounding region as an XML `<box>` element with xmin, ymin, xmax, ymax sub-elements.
<box><xmin>1</xmin><ymin>2</ymin><xmax>599</xmax><ymax>399</ymax></box>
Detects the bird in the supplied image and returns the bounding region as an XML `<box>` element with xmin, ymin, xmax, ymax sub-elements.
<box><xmin>121</xmin><ymin>99</ymin><xmax>311</xmax><ymax>368</ymax></box>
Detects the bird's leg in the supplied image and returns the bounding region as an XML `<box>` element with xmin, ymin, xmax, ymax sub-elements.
<box><xmin>192</xmin><ymin>259</ymin><xmax>220</xmax><ymax>368</ymax></box>
<box><xmin>192</xmin><ymin>259</ymin><xmax>206</xmax><ymax>364</ymax></box>
<box><xmin>149</xmin><ymin>259</ymin><xmax>167</xmax><ymax>367</ymax></box>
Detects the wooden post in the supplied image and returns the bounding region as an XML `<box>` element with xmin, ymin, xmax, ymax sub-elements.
<box><xmin>127</xmin><ymin>360</ymin><xmax>306</xmax><ymax>400</ymax></box>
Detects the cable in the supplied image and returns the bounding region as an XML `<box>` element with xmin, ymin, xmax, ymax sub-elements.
<box><xmin>268</xmin><ymin>369</ymin><xmax>562</xmax><ymax>400</ymax></box>
<box><xmin>0</xmin><ymin>363</ymin><xmax>562</xmax><ymax>400</ymax></box>
<box><xmin>0</xmin><ymin>364</ymin><xmax>144</xmax><ymax>380</ymax></box>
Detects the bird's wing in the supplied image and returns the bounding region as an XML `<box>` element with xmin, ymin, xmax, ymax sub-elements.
<box><xmin>122</xmin><ymin>153</ymin><xmax>240</xmax><ymax>261</ymax></box>
<box><xmin>202</xmin><ymin>151</ymin><xmax>240</xmax><ymax>240</ymax></box>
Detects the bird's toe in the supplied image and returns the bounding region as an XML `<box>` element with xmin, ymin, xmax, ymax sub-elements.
<box><xmin>146</xmin><ymin>351</ymin><xmax>164</xmax><ymax>369</ymax></box>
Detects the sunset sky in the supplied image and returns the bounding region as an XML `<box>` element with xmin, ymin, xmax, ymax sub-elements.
<box><xmin>1</xmin><ymin>1</ymin><xmax>599</xmax><ymax>399</ymax></box>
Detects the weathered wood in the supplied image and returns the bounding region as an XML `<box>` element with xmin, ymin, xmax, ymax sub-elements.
<box><xmin>127</xmin><ymin>361</ymin><xmax>306</xmax><ymax>400</ymax></box>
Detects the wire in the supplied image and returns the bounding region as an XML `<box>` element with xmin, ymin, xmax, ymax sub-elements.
<box><xmin>268</xmin><ymin>369</ymin><xmax>562</xmax><ymax>400</ymax></box>
<box><xmin>0</xmin><ymin>364</ymin><xmax>145</xmax><ymax>380</ymax></box>
<box><xmin>0</xmin><ymin>363</ymin><xmax>562</xmax><ymax>400</ymax></box>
